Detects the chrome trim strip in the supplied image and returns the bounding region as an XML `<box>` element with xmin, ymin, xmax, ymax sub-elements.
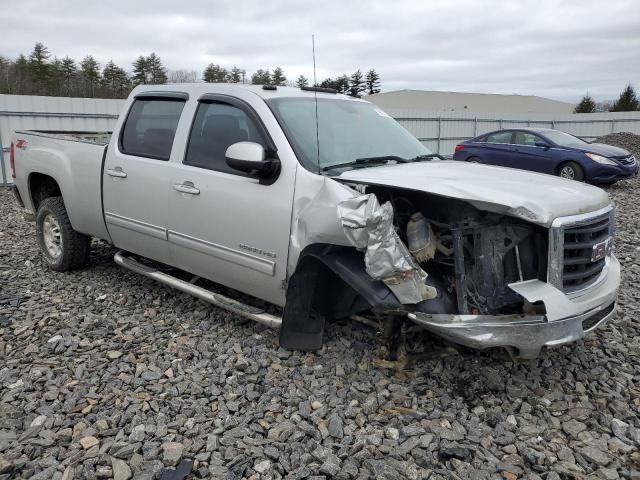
<box><xmin>105</xmin><ymin>212</ymin><xmax>168</xmax><ymax>240</ymax></box>
<box><xmin>167</xmin><ymin>230</ymin><xmax>276</xmax><ymax>276</ymax></box>
<box><xmin>550</xmin><ymin>204</ymin><xmax>614</xmax><ymax>228</ymax></box>
<box><xmin>547</xmin><ymin>204</ymin><xmax>614</xmax><ymax>291</ymax></box>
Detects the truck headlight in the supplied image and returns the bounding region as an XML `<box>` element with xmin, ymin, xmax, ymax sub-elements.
<box><xmin>585</xmin><ymin>153</ymin><xmax>617</xmax><ymax>165</ymax></box>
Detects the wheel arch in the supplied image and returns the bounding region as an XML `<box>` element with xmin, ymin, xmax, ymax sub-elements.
<box><xmin>279</xmin><ymin>244</ymin><xmax>400</xmax><ymax>350</ymax></box>
<box><xmin>28</xmin><ymin>172</ymin><xmax>63</xmax><ymax>212</ymax></box>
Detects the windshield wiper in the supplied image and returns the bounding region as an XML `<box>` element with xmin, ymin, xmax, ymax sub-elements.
<box><xmin>322</xmin><ymin>155</ymin><xmax>409</xmax><ymax>172</ymax></box>
<box><xmin>410</xmin><ymin>153</ymin><xmax>446</xmax><ymax>162</ymax></box>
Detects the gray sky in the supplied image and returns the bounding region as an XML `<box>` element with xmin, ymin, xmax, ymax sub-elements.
<box><xmin>2</xmin><ymin>0</ymin><xmax>639</xmax><ymax>102</ymax></box>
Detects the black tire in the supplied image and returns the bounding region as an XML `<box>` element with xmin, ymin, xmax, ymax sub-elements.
<box><xmin>558</xmin><ymin>161</ymin><xmax>585</xmax><ymax>182</ymax></box>
<box><xmin>467</xmin><ymin>156</ymin><xmax>482</xmax><ymax>163</ymax></box>
<box><xmin>35</xmin><ymin>196</ymin><xmax>90</xmax><ymax>271</ymax></box>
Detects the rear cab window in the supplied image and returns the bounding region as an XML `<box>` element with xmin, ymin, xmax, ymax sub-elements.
<box><xmin>120</xmin><ymin>97</ymin><xmax>186</xmax><ymax>160</ymax></box>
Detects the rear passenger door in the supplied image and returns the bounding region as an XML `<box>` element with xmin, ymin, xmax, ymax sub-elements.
<box><xmin>103</xmin><ymin>92</ymin><xmax>186</xmax><ymax>263</ymax></box>
<box><xmin>166</xmin><ymin>95</ymin><xmax>295</xmax><ymax>306</ymax></box>
<box><xmin>481</xmin><ymin>131</ymin><xmax>515</xmax><ymax>167</ymax></box>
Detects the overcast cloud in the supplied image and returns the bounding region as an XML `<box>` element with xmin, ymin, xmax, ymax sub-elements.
<box><xmin>2</xmin><ymin>0</ymin><xmax>639</xmax><ymax>102</ymax></box>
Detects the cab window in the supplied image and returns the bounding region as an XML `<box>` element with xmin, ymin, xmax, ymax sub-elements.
<box><xmin>120</xmin><ymin>99</ymin><xmax>185</xmax><ymax>160</ymax></box>
<box><xmin>184</xmin><ymin>101</ymin><xmax>266</xmax><ymax>175</ymax></box>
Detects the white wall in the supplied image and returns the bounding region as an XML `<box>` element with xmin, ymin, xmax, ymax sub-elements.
<box><xmin>386</xmin><ymin>109</ymin><xmax>640</xmax><ymax>155</ymax></box>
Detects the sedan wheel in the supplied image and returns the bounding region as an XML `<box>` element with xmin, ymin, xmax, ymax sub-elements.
<box><xmin>560</xmin><ymin>165</ymin><xmax>576</xmax><ymax>179</ymax></box>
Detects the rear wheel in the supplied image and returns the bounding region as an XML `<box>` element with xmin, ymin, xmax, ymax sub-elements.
<box><xmin>558</xmin><ymin>161</ymin><xmax>585</xmax><ymax>181</ymax></box>
<box><xmin>467</xmin><ymin>156</ymin><xmax>482</xmax><ymax>163</ymax></box>
<box><xmin>36</xmin><ymin>196</ymin><xmax>90</xmax><ymax>271</ymax></box>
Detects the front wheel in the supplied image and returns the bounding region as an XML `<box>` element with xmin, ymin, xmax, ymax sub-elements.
<box><xmin>558</xmin><ymin>161</ymin><xmax>585</xmax><ymax>182</ymax></box>
<box><xmin>36</xmin><ymin>196</ymin><xmax>90</xmax><ymax>271</ymax></box>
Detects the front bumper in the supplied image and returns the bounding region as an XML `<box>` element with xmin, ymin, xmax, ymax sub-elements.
<box><xmin>408</xmin><ymin>255</ymin><xmax>620</xmax><ymax>359</ymax></box>
<box><xmin>589</xmin><ymin>161</ymin><xmax>638</xmax><ymax>183</ymax></box>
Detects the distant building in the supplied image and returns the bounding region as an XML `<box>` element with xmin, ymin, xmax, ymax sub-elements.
<box><xmin>367</xmin><ymin>89</ymin><xmax>574</xmax><ymax>114</ymax></box>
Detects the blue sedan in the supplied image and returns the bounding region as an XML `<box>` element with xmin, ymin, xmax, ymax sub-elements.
<box><xmin>453</xmin><ymin>128</ymin><xmax>638</xmax><ymax>184</ymax></box>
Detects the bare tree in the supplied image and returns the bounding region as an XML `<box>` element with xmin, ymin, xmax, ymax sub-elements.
<box><xmin>168</xmin><ymin>69</ymin><xmax>199</xmax><ymax>83</ymax></box>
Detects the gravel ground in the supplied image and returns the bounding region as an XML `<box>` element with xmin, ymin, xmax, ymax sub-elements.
<box><xmin>1</xmin><ymin>161</ymin><xmax>639</xmax><ymax>479</ymax></box>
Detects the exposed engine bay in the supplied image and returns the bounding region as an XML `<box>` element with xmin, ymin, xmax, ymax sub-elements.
<box><xmin>345</xmin><ymin>184</ymin><xmax>549</xmax><ymax>316</ymax></box>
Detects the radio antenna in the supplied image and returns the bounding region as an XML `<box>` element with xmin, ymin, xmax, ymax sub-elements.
<box><xmin>312</xmin><ymin>34</ymin><xmax>321</xmax><ymax>173</ymax></box>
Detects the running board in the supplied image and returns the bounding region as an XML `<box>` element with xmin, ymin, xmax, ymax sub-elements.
<box><xmin>114</xmin><ymin>251</ymin><xmax>282</xmax><ymax>329</ymax></box>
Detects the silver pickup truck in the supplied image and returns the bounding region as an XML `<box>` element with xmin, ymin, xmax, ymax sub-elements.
<box><xmin>10</xmin><ymin>84</ymin><xmax>619</xmax><ymax>359</ymax></box>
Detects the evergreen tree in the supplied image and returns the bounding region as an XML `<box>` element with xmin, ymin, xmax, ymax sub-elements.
<box><xmin>319</xmin><ymin>78</ymin><xmax>335</xmax><ymax>89</ymax></box>
<box><xmin>229</xmin><ymin>66</ymin><xmax>243</xmax><ymax>83</ymax></box>
<box><xmin>335</xmin><ymin>75</ymin><xmax>350</xmax><ymax>94</ymax></box>
<box><xmin>365</xmin><ymin>69</ymin><xmax>381</xmax><ymax>95</ymax></box>
<box><xmin>203</xmin><ymin>63</ymin><xmax>228</xmax><ymax>83</ymax></box>
<box><xmin>28</xmin><ymin>42</ymin><xmax>51</xmax><ymax>92</ymax></box>
<box><xmin>573</xmin><ymin>94</ymin><xmax>596</xmax><ymax>113</ymax></box>
<box><xmin>348</xmin><ymin>69</ymin><xmax>365</xmax><ymax>97</ymax></box>
<box><xmin>610</xmin><ymin>84</ymin><xmax>639</xmax><ymax>112</ymax></box>
<box><xmin>147</xmin><ymin>53</ymin><xmax>167</xmax><ymax>84</ymax></box>
<box><xmin>102</xmin><ymin>61</ymin><xmax>130</xmax><ymax>97</ymax></box>
<box><xmin>251</xmin><ymin>69</ymin><xmax>271</xmax><ymax>85</ymax></box>
<box><xmin>80</xmin><ymin>55</ymin><xmax>101</xmax><ymax>97</ymax></box>
<box><xmin>295</xmin><ymin>75</ymin><xmax>309</xmax><ymax>88</ymax></box>
<box><xmin>132</xmin><ymin>56</ymin><xmax>149</xmax><ymax>86</ymax></box>
<box><xmin>58</xmin><ymin>57</ymin><xmax>77</xmax><ymax>96</ymax></box>
<box><xmin>271</xmin><ymin>67</ymin><xmax>287</xmax><ymax>86</ymax></box>
<box><xmin>0</xmin><ymin>56</ymin><xmax>10</xmax><ymax>93</ymax></box>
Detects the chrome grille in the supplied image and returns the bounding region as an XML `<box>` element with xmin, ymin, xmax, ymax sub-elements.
<box><xmin>548</xmin><ymin>206</ymin><xmax>614</xmax><ymax>292</ymax></box>
<box><xmin>617</xmin><ymin>155</ymin><xmax>636</xmax><ymax>166</ymax></box>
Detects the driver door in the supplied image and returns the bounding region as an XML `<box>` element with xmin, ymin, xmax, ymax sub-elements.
<box><xmin>166</xmin><ymin>95</ymin><xmax>295</xmax><ymax>305</ymax></box>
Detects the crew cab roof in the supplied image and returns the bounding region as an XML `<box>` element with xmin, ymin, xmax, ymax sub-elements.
<box><xmin>130</xmin><ymin>83</ymin><xmax>362</xmax><ymax>102</ymax></box>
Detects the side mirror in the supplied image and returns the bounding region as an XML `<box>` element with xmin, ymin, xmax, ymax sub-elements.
<box><xmin>225</xmin><ymin>141</ymin><xmax>280</xmax><ymax>179</ymax></box>
<box><xmin>535</xmin><ymin>141</ymin><xmax>550</xmax><ymax>150</ymax></box>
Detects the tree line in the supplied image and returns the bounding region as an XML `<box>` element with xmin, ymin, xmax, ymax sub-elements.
<box><xmin>574</xmin><ymin>84</ymin><xmax>640</xmax><ymax>113</ymax></box>
<box><xmin>0</xmin><ymin>43</ymin><xmax>383</xmax><ymax>99</ymax></box>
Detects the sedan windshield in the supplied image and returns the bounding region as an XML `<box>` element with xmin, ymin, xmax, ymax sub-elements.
<box><xmin>541</xmin><ymin>130</ymin><xmax>588</xmax><ymax>147</ymax></box>
<box><xmin>266</xmin><ymin>97</ymin><xmax>432</xmax><ymax>171</ymax></box>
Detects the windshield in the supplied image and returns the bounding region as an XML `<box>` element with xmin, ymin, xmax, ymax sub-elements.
<box><xmin>266</xmin><ymin>97</ymin><xmax>432</xmax><ymax>171</ymax></box>
<box><xmin>541</xmin><ymin>130</ymin><xmax>587</xmax><ymax>147</ymax></box>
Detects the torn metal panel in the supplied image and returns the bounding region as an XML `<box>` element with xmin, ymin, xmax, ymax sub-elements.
<box><xmin>337</xmin><ymin>193</ymin><xmax>436</xmax><ymax>304</ymax></box>
<box><xmin>508</xmin><ymin>255</ymin><xmax>620</xmax><ymax>322</ymax></box>
<box><xmin>288</xmin><ymin>173</ymin><xmax>359</xmax><ymax>277</ymax></box>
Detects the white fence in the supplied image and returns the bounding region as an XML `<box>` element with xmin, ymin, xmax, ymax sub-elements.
<box><xmin>389</xmin><ymin>109</ymin><xmax>640</xmax><ymax>155</ymax></box>
<box><xmin>2</xmin><ymin>94</ymin><xmax>640</xmax><ymax>185</ymax></box>
<box><xmin>0</xmin><ymin>94</ymin><xmax>122</xmax><ymax>185</ymax></box>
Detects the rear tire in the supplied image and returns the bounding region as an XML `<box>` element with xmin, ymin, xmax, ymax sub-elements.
<box><xmin>36</xmin><ymin>196</ymin><xmax>90</xmax><ymax>271</ymax></box>
<box><xmin>467</xmin><ymin>156</ymin><xmax>482</xmax><ymax>163</ymax></box>
<box><xmin>558</xmin><ymin>161</ymin><xmax>585</xmax><ymax>181</ymax></box>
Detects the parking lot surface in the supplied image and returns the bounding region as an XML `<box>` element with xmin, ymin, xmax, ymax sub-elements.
<box><xmin>1</xmin><ymin>173</ymin><xmax>639</xmax><ymax>479</ymax></box>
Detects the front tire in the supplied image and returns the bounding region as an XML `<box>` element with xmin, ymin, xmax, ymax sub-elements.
<box><xmin>558</xmin><ymin>161</ymin><xmax>585</xmax><ymax>181</ymax></box>
<box><xmin>36</xmin><ymin>196</ymin><xmax>90</xmax><ymax>271</ymax></box>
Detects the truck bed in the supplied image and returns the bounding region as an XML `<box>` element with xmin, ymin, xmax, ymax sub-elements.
<box><xmin>12</xmin><ymin>130</ymin><xmax>112</xmax><ymax>241</ymax></box>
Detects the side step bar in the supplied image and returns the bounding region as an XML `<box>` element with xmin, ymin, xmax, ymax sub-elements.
<box><xmin>114</xmin><ymin>251</ymin><xmax>282</xmax><ymax>329</ymax></box>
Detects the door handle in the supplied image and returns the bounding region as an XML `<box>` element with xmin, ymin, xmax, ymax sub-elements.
<box><xmin>173</xmin><ymin>182</ymin><xmax>200</xmax><ymax>195</ymax></box>
<box><xmin>106</xmin><ymin>167</ymin><xmax>127</xmax><ymax>178</ymax></box>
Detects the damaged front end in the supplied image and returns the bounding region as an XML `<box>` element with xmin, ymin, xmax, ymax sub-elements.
<box><xmin>280</xmin><ymin>174</ymin><xmax>619</xmax><ymax>360</ymax></box>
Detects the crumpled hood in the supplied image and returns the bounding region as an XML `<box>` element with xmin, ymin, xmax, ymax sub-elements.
<box><xmin>337</xmin><ymin>161</ymin><xmax>611</xmax><ymax>226</ymax></box>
